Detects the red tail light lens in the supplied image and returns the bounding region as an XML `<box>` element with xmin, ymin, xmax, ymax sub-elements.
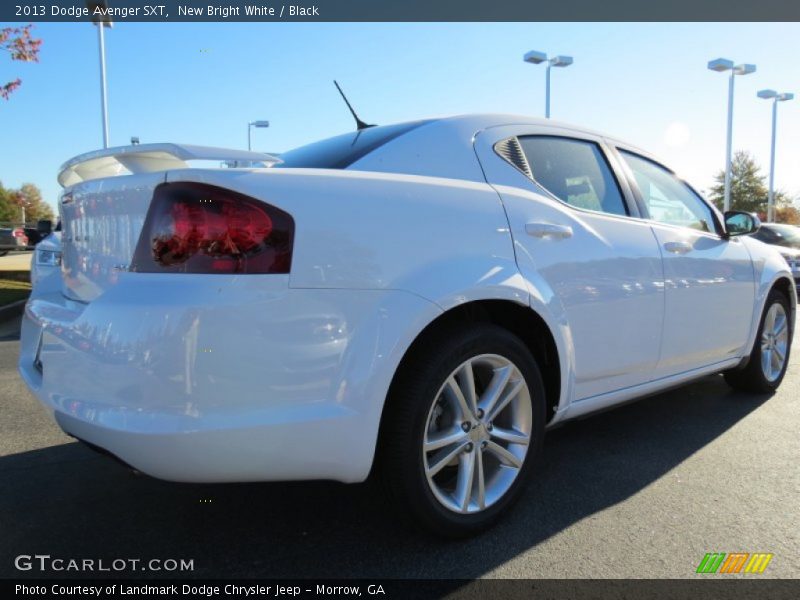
<box><xmin>131</xmin><ymin>183</ymin><xmax>294</xmax><ymax>274</ymax></box>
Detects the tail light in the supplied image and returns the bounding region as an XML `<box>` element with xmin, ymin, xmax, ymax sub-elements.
<box><xmin>13</xmin><ymin>228</ymin><xmax>28</xmax><ymax>245</ymax></box>
<box><xmin>130</xmin><ymin>183</ymin><xmax>294</xmax><ymax>274</ymax></box>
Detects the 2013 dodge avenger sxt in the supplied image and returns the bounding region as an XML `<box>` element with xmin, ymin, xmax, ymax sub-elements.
<box><xmin>20</xmin><ymin>115</ymin><xmax>795</xmax><ymax>536</ymax></box>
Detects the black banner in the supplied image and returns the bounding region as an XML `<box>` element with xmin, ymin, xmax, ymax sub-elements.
<box><xmin>5</xmin><ymin>579</ymin><xmax>800</xmax><ymax>600</ymax></box>
<box><xmin>3</xmin><ymin>0</ymin><xmax>800</xmax><ymax>23</ymax></box>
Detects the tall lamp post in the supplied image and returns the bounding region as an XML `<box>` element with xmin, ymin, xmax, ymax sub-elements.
<box><xmin>87</xmin><ymin>2</ymin><xmax>113</xmax><ymax>148</ymax></box>
<box><xmin>523</xmin><ymin>51</ymin><xmax>573</xmax><ymax>119</ymax></box>
<box><xmin>248</xmin><ymin>120</ymin><xmax>270</xmax><ymax>151</ymax></box>
<box><xmin>707</xmin><ymin>58</ymin><xmax>756</xmax><ymax>212</ymax></box>
<box><xmin>757</xmin><ymin>89</ymin><xmax>794</xmax><ymax>222</ymax></box>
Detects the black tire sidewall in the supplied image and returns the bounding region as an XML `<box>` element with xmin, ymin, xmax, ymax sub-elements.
<box><xmin>387</xmin><ymin>324</ymin><xmax>547</xmax><ymax>537</ymax></box>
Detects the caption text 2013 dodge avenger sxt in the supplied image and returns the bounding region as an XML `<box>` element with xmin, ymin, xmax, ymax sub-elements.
<box><xmin>20</xmin><ymin>115</ymin><xmax>795</xmax><ymax>536</ymax></box>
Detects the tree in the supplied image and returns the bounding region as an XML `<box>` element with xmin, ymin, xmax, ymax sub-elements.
<box><xmin>708</xmin><ymin>150</ymin><xmax>793</xmax><ymax>215</ymax></box>
<box><xmin>776</xmin><ymin>205</ymin><xmax>800</xmax><ymax>226</ymax></box>
<box><xmin>1</xmin><ymin>24</ymin><xmax>42</xmax><ymax>100</ymax></box>
<box><xmin>0</xmin><ymin>181</ymin><xmax>54</xmax><ymax>223</ymax></box>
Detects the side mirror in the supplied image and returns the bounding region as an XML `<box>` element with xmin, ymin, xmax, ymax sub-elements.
<box><xmin>36</xmin><ymin>219</ymin><xmax>52</xmax><ymax>235</ymax></box>
<box><xmin>724</xmin><ymin>211</ymin><xmax>760</xmax><ymax>237</ymax></box>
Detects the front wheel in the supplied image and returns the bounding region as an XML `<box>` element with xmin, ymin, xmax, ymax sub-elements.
<box><xmin>380</xmin><ymin>324</ymin><xmax>546</xmax><ymax>537</ymax></box>
<box><xmin>724</xmin><ymin>289</ymin><xmax>792</xmax><ymax>393</ymax></box>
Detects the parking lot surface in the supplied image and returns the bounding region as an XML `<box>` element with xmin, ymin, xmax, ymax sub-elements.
<box><xmin>0</xmin><ymin>319</ymin><xmax>797</xmax><ymax>579</ymax></box>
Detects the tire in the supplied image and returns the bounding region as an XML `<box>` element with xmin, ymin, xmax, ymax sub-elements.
<box><xmin>0</xmin><ymin>251</ymin><xmax>8</xmax><ymax>257</ymax></box>
<box><xmin>380</xmin><ymin>323</ymin><xmax>547</xmax><ymax>538</ymax></box>
<box><xmin>724</xmin><ymin>289</ymin><xmax>793</xmax><ymax>393</ymax></box>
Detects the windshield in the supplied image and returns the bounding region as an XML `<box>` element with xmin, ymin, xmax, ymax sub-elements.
<box><xmin>274</xmin><ymin>120</ymin><xmax>432</xmax><ymax>169</ymax></box>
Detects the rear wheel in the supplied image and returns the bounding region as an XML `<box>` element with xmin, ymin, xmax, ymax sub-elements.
<box><xmin>724</xmin><ymin>289</ymin><xmax>792</xmax><ymax>393</ymax></box>
<box><xmin>381</xmin><ymin>324</ymin><xmax>546</xmax><ymax>537</ymax></box>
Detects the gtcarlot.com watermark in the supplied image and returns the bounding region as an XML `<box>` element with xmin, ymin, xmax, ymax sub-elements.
<box><xmin>14</xmin><ymin>554</ymin><xmax>194</xmax><ymax>573</ymax></box>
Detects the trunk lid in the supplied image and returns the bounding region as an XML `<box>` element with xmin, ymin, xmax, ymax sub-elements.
<box><xmin>56</xmin><ymin>144</ymin><xmax>279</xmax><ymax>303</ymax></box>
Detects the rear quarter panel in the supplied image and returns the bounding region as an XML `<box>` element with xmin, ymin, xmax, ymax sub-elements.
<box><xmin>164</xmin><ymin>168</ymin><xmax>529</xmax><ymax>310</ymax></box>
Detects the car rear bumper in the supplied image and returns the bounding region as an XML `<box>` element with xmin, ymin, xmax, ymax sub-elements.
<box><xmin>19</xmin><ymin>273</ymin><xmax>439</xmax><ymax>483</ymax></box>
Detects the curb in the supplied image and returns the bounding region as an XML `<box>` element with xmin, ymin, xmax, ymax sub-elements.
<box><xmin>0</xmin><ymin>298</ymin><xmax>27</xmax><ymax>323</ymax></box>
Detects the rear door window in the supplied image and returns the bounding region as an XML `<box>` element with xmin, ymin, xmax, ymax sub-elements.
<box><xmin>517</xmin><ymin>136</ymin><xmax>628</xmax><ymax>216</ymax></box>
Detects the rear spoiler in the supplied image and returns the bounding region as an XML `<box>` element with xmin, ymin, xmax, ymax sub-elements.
<box><xmin>57</xmin><ymin>143</ymin><xmax>282</xmax><ymax>187</ymax></box>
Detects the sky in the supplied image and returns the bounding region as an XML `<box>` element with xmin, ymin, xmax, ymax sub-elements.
<box><xmin>1</xmin><ymin>22</ymin><xmax>798</xmax><ymax>210</ymax></box>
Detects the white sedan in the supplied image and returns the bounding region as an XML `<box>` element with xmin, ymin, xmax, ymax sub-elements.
<box><xmin>19</xmin><ymin>115</ymin><xmax>795</xmax><ymax>536</ymax></box>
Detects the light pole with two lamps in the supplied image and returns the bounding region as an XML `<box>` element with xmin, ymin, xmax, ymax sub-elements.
<box><xmin>523</xmin><ymin>51</ymin><xmax>573</xmax><ymax>119</ymax></box>
<box><xmin>707</xmin><ymin>58</ymin><xmax>756</xmax><ymax>212</ymax></box>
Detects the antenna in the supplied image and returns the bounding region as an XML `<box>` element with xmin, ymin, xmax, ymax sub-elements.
<box><xmin>333</xmin><ymin>80</ymin><xmax>375</xmax><ymax>130</ymax></box>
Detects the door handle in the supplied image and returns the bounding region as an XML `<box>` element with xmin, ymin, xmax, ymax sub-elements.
<box><xmin>525</xmin><ymin>222</ymin><xmax>573</xmax><ymax>239</ymax></box>
<box><xmin>663</xmin><ymin>240</ymin><xmax>693</xmax><ymax>254</ymax></box>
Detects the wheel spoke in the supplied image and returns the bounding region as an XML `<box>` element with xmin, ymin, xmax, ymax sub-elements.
<box><xmin>424</xmin><ymin>428</ymin><xmax>468</xmax><ymax>453</ymax></box>
<box><xmin>490</xmin><ymin>425</ymin><xmax>530</xmax><ymax>446</ymax></box>
<box><xmin>478</xmin><ymin>365</ymin><xmax>512</xmax><ymax>418</ymax></box>
<box><xmin>773</xmin><ymin>343</ymin><xmax>786</xmax><ymax>364</ymax></box>
<box><xmin>485</xmin><ymin>441</ymin><xmax>523</xmax><ymax>469</ymax></box>
<box><xmin>476</xmin><ymin>450</ymin><xmax>486</xmax><ymax>510</ymax></box>
<box><xmin>762</xmin><ymin>348</ymin><xmax>773</xmax><ymax>378</ymax></box>
<box><xmin>771</xmin><ymin>347</ymin><xmax>783</xmax><ymax>373</ymax></box>
<box><xmin>764</xmin><ymin>305</ymin><xmax>776</xmax><ymax>333</ymax></box>
<box><xmin>456</xmin><ymin>360</ymin><xmax>478</xmax><ymax>417</ymax></box>
<box><xmin>427</xmin><ymin>441</ymin><xmax>468</xmax><ymax>477</ymax></box>
<box><xmin>443</xmin><ymin>376</ymin><xmax>473</xmax><ymax>421</ymax></box>
<box><xmin>487</xmin><ymin>378</ymin><xmax>525</xmax><ymax>423</ymax></box>
<box><xmin>454</xmin><ymin>451</ymin><xmax>476</xmax><ymax>512</ymax></box>
<box><xmin>774</xmin><ymin>314</ymin><xmax>788</xmax><ymax>337</ymax></box>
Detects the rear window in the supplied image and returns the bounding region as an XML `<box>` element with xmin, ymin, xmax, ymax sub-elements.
<box><xmin>274</xmin><ymin>120</ymin><xmax>431</xmax><ymax>169</ymax></box>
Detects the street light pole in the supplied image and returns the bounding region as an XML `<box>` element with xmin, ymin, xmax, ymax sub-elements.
<box><xmin>524</xmin><ymin>51</ymin><xmax>573</xmax><ymax>119</ymax></box>
<box><xmin>708</xmin><ymin>58</ymin><xmax>756</xmax><ymax>212</ymax></box>
<box><xmin>758</xmin><ymin>89</ymin><xmax>794</xmax><ymax>222</ymax></box>
<box><xmin>88</xmin><ymin>2</ymin><xmax>112</xmax><ymax>148</ymax></box>
<box><xmin>545</xmin><ymin>63</ymin><xmax>551</xmax><ymax>119</ymax></box>
<box><xmin>97</xmin><ymin>21</ymin><xmax>109</xmax><ymax>148</ymax></box>
<box><xmin>768</xmin><ymin>97</ymin><xmax>777</xmax><ymax>222</ymax></box>
<box><xmin>724</xmin><ymin>70</ymin><xmax>734</xmax><ymax>215</ymax></box>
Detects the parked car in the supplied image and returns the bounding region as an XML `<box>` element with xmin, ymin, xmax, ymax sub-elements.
<box><xmin>750</xmin><ymin>222</ymin><xmax>800</xmax><ymax>249</ymax></box>
<box><xmin>750</xmin><ymin>223</ymin><xmax>800</xmax><ymax>295</ymax></box>
<box><xmin>23</xmin><ymin>220</ymin><xmax>54</xmax><ymax>249</ymax></box>
<box><xmin>0</xmin><ymin>226</ymin><xmax>28</xmax><ymax>256</ymax></box>
<box><xmin>19</xmin><ymin>116</ymin><xmax>796</xmax><ymax>537</ymax></box>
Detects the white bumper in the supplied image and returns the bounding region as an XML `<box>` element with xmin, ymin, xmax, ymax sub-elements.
<box><xmin>18</xmin><ymin>273</ymin><xmax>440</xmax><ymax>483</ymax></box>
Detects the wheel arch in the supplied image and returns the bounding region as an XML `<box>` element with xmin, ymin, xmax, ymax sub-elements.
<box><xmin>372</xmin><ymin>299</ymin><xmax>563</xmax><ymax>475</ymax></box>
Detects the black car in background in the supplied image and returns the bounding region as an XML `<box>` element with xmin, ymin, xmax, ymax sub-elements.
<box><xmin>0</xmin><ymin>220</ymin><xmax>54</xmax><ymax>255</ymax></box>
<box><xmin>751</xmin><ymin>223</ymin><xmax>800</xmax><ymax>249</ymax></box>
<box><xmin>750</xmin><ymin>223</ymin><xmax>800</xmax><ymax>296</ymax></box>
<box><xmin>0</xmin><ymin>227</ymin><xmax>28</xmax><ymax>256</ymax></box>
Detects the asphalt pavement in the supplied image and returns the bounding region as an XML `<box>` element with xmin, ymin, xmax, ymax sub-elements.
<box><xmin>0</xmin><ymin>316</ymin><xmax>797</xmax><ymax>579</ymax></box>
